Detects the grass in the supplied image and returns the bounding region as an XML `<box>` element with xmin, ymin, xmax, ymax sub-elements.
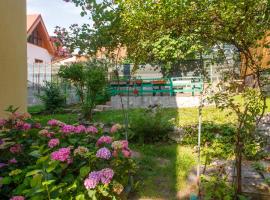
<box><xmin>131</xmin><ymin>144</ymin><xmax>196</xmax><ymax>199</ymax></box>
<box><xmin>29</xmin><ymin>105</ymin><xmax>234</xmax><ymax>127</ymax></box>
<box><xmin>93</xmin><ymin>106</ymin><xmax>235</xmax><ymax>127</ymax></box>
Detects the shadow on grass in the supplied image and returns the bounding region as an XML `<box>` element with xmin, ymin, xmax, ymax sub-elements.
<box><xmin>131</xmin><ymin>144</ymin><xmax>196</xmax><ymax>200</ymax></box>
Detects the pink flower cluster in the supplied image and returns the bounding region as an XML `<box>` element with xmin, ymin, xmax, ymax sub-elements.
<box><xmin>51</xmin><ymin>147</ymin><xmax>72</xmax><ymax>164</ymax></box>
<box><xmin>96</xmin><ymin>136</ymin><xmax>113</xmax><ymax>147</ymax></box>
<box><xmin>10</xmin><ymin>144</ymin><xmax>22</xmax><ymax>154</ymax></box>
<box><xmin>86</xmin><ymin>126</ymin><xmax>98</xmax><ymax>134</ymax></box>
<box><xmin>48</xmin><ymin>138</ymin><xmax>60</xmax><ymax>148</ymax></box>
<box><xmin>110</xmin><ymin>124</ymin><xmax>121</xmax><ymax>133</ymax></box>
<box><xmin>47</xmin><ymin>119</ymin><xmax>63</xmax><ymax>126</ymax></box>
<box><xmin>9</xmin><ymin>158</ymin><xmax>17</xmax><ymax>164</ymax></box>
<box><xmin>0</xmin><ymin>163</ymin><xmax>7</xmax><ymax>168</ymax></box>
<box><xmin>10</xmin><ymin>196</ymin><xmax>25</xmax><ymax>200</ymax></box>
<box><xmin>33</xmin><ymin>123</ymin><xmax>42</xmax><ymax>129</ymax></box>
<box><xmin>61</xmin><ymin>125</ymin><xmax>75</xmax><ymax>134</ymax></box>
<box><xmin>15</xmin><ymin>121</ymin><xmax>31</xmax><ymax>131</ymax></box>
<box><xmin>0</xmin><ymin>118</ymin><xmax>6</xmax><ymax>127</ymax></box>
<box><xmin>96</xmin><ymin>147</ymin><xmax>111</xmax><ymax>160</ymax></box>
<box><xmin>39</xmin><ymin>129</ymin><xmax>55</xmax><ymax>138</ymax></box>
<box><xmin>74</xmin><ymin>125</ymin><xmax>86</xmax><ymax>133</ymax></box>
<box><xmin>84</xmin><ymin>168</ymin><xmax>114</xmax><ymax>189</ymax></box>
<box><xmin>9</xmin><ymin>112</ymin><xmax>31</xmax><ymax>121</ymax></box>
<box><xmin>112</xmin><ymin>140</ymin><xmax>131</xmax><ymax>158</ymax></box>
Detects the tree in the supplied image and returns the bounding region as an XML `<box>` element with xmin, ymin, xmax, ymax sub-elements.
<box><xmin>58</xmin><ymin>59</ymin><xmax>108</xmax><ymax>120</ymax></box>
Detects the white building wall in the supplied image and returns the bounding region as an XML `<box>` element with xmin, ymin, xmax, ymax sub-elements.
<box><xmin>27</xmin><ymin>43</ymin><xmax>53</xmax><ymax>85</ymax></box>
<box><xmin>27</xmin><ymin>43</ymin><xmax>52</xmax><ymax>64</ymax></box>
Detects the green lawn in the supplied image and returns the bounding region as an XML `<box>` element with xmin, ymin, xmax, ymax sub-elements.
<box><xmin>29</xmin><ymin>106</ymin><xmax>234</xmax><ymax>127</ymax></box>
<box><xmin>131</xmin><ymin>144</ymin><xmax>196</xmax><ymax>199</ymax></box>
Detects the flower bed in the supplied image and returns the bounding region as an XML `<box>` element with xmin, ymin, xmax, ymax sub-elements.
<box><xmin>0</xmin><ymin>111</ymin><xmax>137</xmax><ymax>199</ymax></box>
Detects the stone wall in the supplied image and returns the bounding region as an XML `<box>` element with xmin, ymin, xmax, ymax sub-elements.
<box><xmin>111</xmin><ymin>96</ymin><xmax>204</xmax><ymax>109</ymax></box>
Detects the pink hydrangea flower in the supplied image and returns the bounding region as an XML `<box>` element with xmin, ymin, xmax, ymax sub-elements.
<box><xmin>0</xmin><ymin>163</ymin><xmax>7</xmax><ymax>168</ymax></box>
<box><xmin>84</xmin><ymin>168</ymin><xmax>114</xmax><ymax>189</ymax></box>
<box><xmin>84</xmin><ymin>171</ymin><xmax>101</xmax><ymax>189</ymax></box>
<box><xmin>48</xmin><ymin>119</ymin><xmax>61</xmax><ymax>126</ymax></box>
<box><xmin>122</xmin><ymin>149</ymin><xmax>132</xmax><ymax>158</ymax></box>
<box><xmin>21</xmin><ymin>112</ymin><xmax>31</xmax><ymax>120</ymax></box>
<box><xmin>51</xmin><ymin>147</ymin><xmax>71</xmax><ymax>163</ymax></box>
<box><xmin>86</xmin><ymin>126</ymin><xmax>98</xmax><ymax>134</ymax></box>
<box><xmin>110</xmin><ymin>124</ymin><xmax>121</xmax><ymax>133</ymax></box>
<box><xmin>0</xmin><ymin>118</ymin><xmax>6</xmax><ymax>127</ymax></box>
<box><xmin>10</xmin><ymin>196</ymin><xmax>25</xmax><ymax>200</ymax></box>
<box><xmin>112</xmin><ymin>140</ymin><xmax>131</xmax><ymax>157</ymax></box>
<box><xmin>22</xmin><ymin>123</ymin><xmax>31</xmax><ymax>131</ymax></box>
<box><xmin>15</xmin><ymin>121</ymin><xmax>24</xmax><ymax>129</ymax></box>
<box><xmin>96</xmin><ymin>136</ymin><xmax>113</xmax><ymax>146</ymax></box>
<box><xmin>10</xmin><ymin>144</ymin><xmax>22</xmax><ymax>154</ymax></box>
<box><xmin>74</xmin><ymin>125</ymin><xmax>86</xmax><ymax>133</ymax></box>
<box><xmin>96</xmin><ymin>147</ymin><xmax>111</xmax><ymax>160</ymax></box>
<box><xmin>48</xmin><ymin>138</ymin><xmax>60</xmax><ymax>148</ymax></box>
<box><xmin>39</xmin><ymin>129</ymin><xmax>54</xmax><ymax>138</ymax></box>
<box><xmin>100</xmin><ymin>168</ymin><xmax>114</xmax><ymax>184</ymax></box>
<box><xmin>112</xmin><ymin>140</ymin><xmax>128</xmax><ymax>150</ymax></box>
<box><xmin>33</xmin><ymin>123</ymin><xmax>42</xmax><ymax>129</ymax></box>
<box><xmin>9</xmin><ymin>158</ymin><xmax>17</xmax><ymax>164</ymax></box>
<box><xmin>61</xmin><ymin>125</ymin><xmax>75</xmax><ymax>134</ymax></box>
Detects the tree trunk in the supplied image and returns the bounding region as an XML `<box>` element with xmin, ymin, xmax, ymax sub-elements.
<box><xmin>235</xmin><ymin>132</ymin><xmax>242</xmax><ymax>198</ymax></box>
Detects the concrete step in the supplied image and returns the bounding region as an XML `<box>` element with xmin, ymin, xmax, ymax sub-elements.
<box><xmin>95</xmin><ymin>105</ymin><xmax>112</xmax><ymax>111</ymax></box>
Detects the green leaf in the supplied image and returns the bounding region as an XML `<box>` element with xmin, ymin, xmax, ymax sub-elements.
<box><xmin>31</xmin><ymin>174</ymin><xmax>43</xmax><ymax>188</ymax></box>
<box><xmin>1</xmin><ymin>177</ymin><xmax>11</xmax><ymax>184</ymax></box>
<box><xmin>29</xmin><ymin>150</ymin><xmax>41</xmax><ymax>158</ymax></box>
<box><xmin>76</xmin><ymin>194</ymin><xmax>85</xmax><ymax>200</ymax></box>
<box><xmin>37</xmin><ymin>155</ymin><xmax>49</xmax><ymax>164</ymax></box>
<box><xmin>46</xmin><ymin>161</ymin><xmax>59</xmax><ymax>173</ymax></box>
<box><xmin>26</xmin><ymin>170</ymin><xmax>42</xmax><ymax>177</ymax></box>
<box><xmin>87</xmin><ymin>190</ymin><xmax>97</xmax><ymax>200</ymax></box>
<box><xmin>42</xmin><ymin>180</ymin><xmax>55</xmax><ymax>186</ymax></box>
<box><xmin>79</xmin><ymin>166</ymin><xmax>90</xmax><ymax>178</ymax></box>
<box><xmin>66</xmin><ymin>181</ymin><xmax>77</xmax><ymax>191</ymax></box>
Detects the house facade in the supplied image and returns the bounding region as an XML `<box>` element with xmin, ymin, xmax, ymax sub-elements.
<box><xmin>27</xmin><ymin>14</ymin><xmax>55</xmax><ymax>86</ymax></box>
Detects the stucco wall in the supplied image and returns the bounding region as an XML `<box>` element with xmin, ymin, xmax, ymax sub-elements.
<box><xmin>111</xmin><ymin>96</ymin><xmax>203</xmax><ymax>109</ymax></box>
<box><xmin>0</xmin><ymin>0</ymin><xmax>27</xmax><ymax>117</ymax></box>
<box><xmin>27</xmin><ymin>43</ymin><xmax>52</xmax><ymax>64</ymax></box>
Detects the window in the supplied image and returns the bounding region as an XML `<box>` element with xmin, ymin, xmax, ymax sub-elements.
<box><xmin>28</xmin><ymin>29</ymin><xmax>43</xmax><ymax>46</ymax></box>
<box><xmin>34</xmin><ymin>59</ymin><xmax>43</xmax><ymax>63</ymax></box>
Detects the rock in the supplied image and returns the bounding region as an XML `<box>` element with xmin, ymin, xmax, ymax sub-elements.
<box><xmin>168</xmin><ymin>127</ymin><xmax>185</xmax><ymax>143</ymax></box>
<box><xmin>95</xmin><ymin>105</ymin><xmax>112</xmax><ymax>111</ymax></box>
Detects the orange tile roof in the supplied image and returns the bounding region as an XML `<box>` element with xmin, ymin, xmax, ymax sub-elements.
<box><xmin>26</xmin><ymin>14</ymin><xmax>55</xmax><ymax>55</ymax></box>
<box><xmin>27</xmin><ymin>14</ymin><xmax>40</xmax><ymax>33</ymax></box>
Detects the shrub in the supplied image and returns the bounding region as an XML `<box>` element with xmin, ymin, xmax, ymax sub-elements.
<box><xmin>129</xmin><ymin>106</ymin><xmax>173</xmax><ymax>143</ymax></box>
<box><xmin>58</xmin><ymin>59</ymin><xmax>108</xmax><ymax>120</ymax></box>
<box><xmin>181</xmin><ymin>122</ymin><xmax>267</xmax><ymax>160</ymax></box>
<box><xmin>0</xmin><ymin>110</ymin><xmax>137</xmax><ymax>199</ymax></box>
<box><xmin>37</xmin><ymin>82</ymin><xmax>66</xmax><ymax>113</ymax></box>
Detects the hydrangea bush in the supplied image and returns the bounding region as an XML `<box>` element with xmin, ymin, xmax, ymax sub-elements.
<box><xmin>0</xmin><ymin>111</ymin><xmax>137</xmax><ymax>199</ymax></box>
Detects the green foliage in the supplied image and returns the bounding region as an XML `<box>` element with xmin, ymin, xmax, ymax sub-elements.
<box><xmin>37</xmin><ymin>82</ymin><xmax>66</xmax><ymax>113</ymax></box>
<box><xmin>201</xmin><ymin>175</ymin><xmax>235</xmax><ymax>200</ymax></box>
<box><xmin>129</xmin><ymin>106</ymin><xmax>173</xmax><ymax>143</ymax></box>
<box><xmin>251</xmin><ymin>162</ymin><xmax>266</xmax><ymax>173</ymax></box>
<box><xmin>58</xmin><ymin>59</ymin><xmax>108</xmax><ymax>120</ymax></box>
<box><xmin>182</xmin><ymin>121</ymin><xmax>267</xmax><ymax>161</ymax></box>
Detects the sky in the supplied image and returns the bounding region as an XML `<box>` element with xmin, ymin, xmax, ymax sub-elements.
<box><xmin>27</xmin><ymin>0</ymin><xmax>90</xmax><ymax>35</ymax></box>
